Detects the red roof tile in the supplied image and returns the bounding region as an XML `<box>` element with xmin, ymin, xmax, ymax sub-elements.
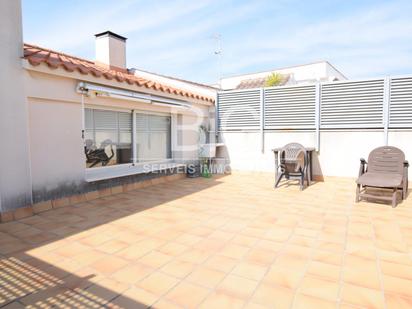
<box><xmin>23</xmin><ymin>43</ymin><xmax>214</xmax><ymax>103</ymax></box>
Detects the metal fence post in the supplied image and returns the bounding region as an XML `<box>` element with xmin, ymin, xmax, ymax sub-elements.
<box><xmin>383</xmin><ymin>77</ymin><xmax>390</xmax><ymax>146</ymax></box>
<box><xmin>215</xmin><ymin>92</ymin><xmax>219</xmax><ymax>141</ymax></box>
<box><xmin>132</xmin><ymin>110</ymin><xmax>137</xmax><ymax>165</ymax></box>
<box><xmin>260</xmin><ymin>88</ymin><xmax>265</xmax><ymax>153</ymax></box>
<box><xmin>315</xmin><ymin>83</ymin><xmax>321</xmax><ymax>151</ymax></box>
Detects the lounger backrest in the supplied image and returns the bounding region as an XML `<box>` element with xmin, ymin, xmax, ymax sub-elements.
<box><xmin>367</xmin><ymin>146</ymin><xmax>405</xmax><ymax>174</ymax></box>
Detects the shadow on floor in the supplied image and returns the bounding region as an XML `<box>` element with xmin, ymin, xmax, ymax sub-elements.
<box><xmin>0</xmin><ymin>176</ymin><xmax>226</xmax><ymax>308</ymax></box>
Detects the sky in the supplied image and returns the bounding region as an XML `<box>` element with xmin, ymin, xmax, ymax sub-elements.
<box><xmin>22</xmin><ymin>0</ymin><xmax>412</xmax><ymax>85</ymax></box>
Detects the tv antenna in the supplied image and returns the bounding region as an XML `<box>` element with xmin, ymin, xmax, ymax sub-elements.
<box><xmin>212</xmin><ymin>33</ymin><xmax>222</xmax><ymax>85</ymax></box>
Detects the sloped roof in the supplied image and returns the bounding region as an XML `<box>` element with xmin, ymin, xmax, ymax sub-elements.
<box><xmin>23</xmin><ymin>43</ymin><xmax>214</xmax><ymax>103</ymax></box>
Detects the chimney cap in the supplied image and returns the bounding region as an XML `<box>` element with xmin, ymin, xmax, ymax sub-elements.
<box><xmin>95</xmin><ymin>31</ymin><xmax>127</xmax><ymax>41</ymax></box>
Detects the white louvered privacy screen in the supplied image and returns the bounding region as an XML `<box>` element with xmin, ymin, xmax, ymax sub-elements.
<box><xmin>321</xmin><ymin>79</ymin><xmax>384</xmax><ymax>128</ymax></box>
<box><xmin>217</xmin><ymin>89</ymin><xmax>261</xmax><ymax>130</ymax></box>
<box><xmin>390</xmin><ymin>77</ymin><xmax>412</xmax><ymax>128</ymax></box>
<box><xmin>264</xmin><ymin>85</ymin><xmax>316</xmax><ymax>129</ymax></box>
<box><xmin>217</xmin><ymin>76</ymin><xmax>412</xmax><ymax>131</ymax></box>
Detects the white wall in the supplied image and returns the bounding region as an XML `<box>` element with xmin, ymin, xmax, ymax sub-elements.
<box><xmin>28</xmin><ymin>98</ymin><xmax>85</xmax><ymax>194</ymax></box>
<box><xmin>219</xmin><ymin>130</ymin><xmax>411</xmax><ymax>178</ymax></box>
<box><xmin>0</xmin><ymin>0</ymin><xmax>32</xmax><ymax>211</ymax></box>
<box><xmin>220</xmin><ymin>62</ymin><xmax>346</xmax><ymax>90</ymax></box>
<box><xmin>25</xmin><ymin>69</ymin><xmax>211</xmax><ymax>196</ymax></box>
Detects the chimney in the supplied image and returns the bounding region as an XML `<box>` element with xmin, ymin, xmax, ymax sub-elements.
<box><xmin>95</xmin><ymin>31</ymin><xmax>127</xmax><ymax>71</ymax></box>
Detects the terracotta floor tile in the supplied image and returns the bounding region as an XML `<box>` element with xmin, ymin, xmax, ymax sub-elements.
<box><xmin>219</xmin><ymin>244</ymin><xmax>251</xmax><ymax>259</ymax></box>
<box><xmin>80</xmin><ymin>233</ymin><xmax>114</xmax><ymax>247</ymax></box>
<box><xmin>90</xmin><ymin>256</ymin><xmax>129</xmax><ymax>275</ymax></box>
<box><xmin>380</xmin><ymin>260</ymin><xmax>412</xmax><ymax>281</ymax></box>
<box><xmin>152</xmin><ymin>299</ymin><xmax>183</xmax><ymax>309</ymax></box>
<box><xmin>186</xmin><ymin>267</ymin><xmax>226</xmax><ymax>288</ymax></box>
<box><xmin>244</xmin><ymin>248</ymin><xmax>278</xmax><ymax>266</ymax></box>
<box><xmin>205</xmin><ymin>255</ymin><xmax>238</xmax><ymax>272</ymax></box>
<box><xmin>96</xmin><ymin>239</ymin><xmax>129</xmax><ymax>254</ymax></box>
<box><xmin>137</xmin><ymin>251</ymin><xmax>173</xmax><ymax>269</ymax></box>
<box><xmin>71</xmin><ymin>249</ymin><xmax>108</xmax><ymax>266</ymax></box>
<box><xmin>299</xmin><ymin>275</ymin><xmax>340</xmax><ymax>302</ymax></box>
<box><xmin>157</xmin><ymin>242</ymin><xmax>189</xmax><ymax>256</ymax></box>
<box><xmin>111</xmin><ymin>263</ymin><xmax>154</xmax><ymax>284</ymax></box>
<box><xmin>312</xmin><ymin>250</ymin><xmax>343</xmax><ymax>266</ymax></box>
<box><xmin>3</xmin><ymin>174</ymin><xmax>412</xmax><ymax>309</ymax></box>
<box><xmin>382</xmin><ymin>274</ymin><xmax>412</xmax><ymax>298</ymax></box>
<box><xmin>377</xmin><ymin>250</ymin><xmax>412</xmax><ymax>266</ymax></box>
<box><xmin>274</xmin><ymin>255</ymin><xmax>308</xmax><ymax>273</ymax></box>
<box><xmin>341</xmin><ymin>283</ymin><xmax>385</xmax><ymax>309</ymax></box>
<box><xmin>251</xmin><ymin>283</ymin><xmax>294</xmax><ymax>307</ymax></box>
<box><xmin>343</xmin><ymin>266</ymin><xmax>381</xmax><ymax>290</ymax></box>
<box><xmin>164</xmin><ymin>281</ymin><xmax>210</xmax><ymax>308</ymax></box>
<box><xmin>85</xmin><ymin>279</ymin><xmax>128</xmax><ymax>304</ymax></box>
<box><xmin>232</xmin><ymin>235</ymin><xmax>260</xmax><ymax>247</ymax></box>
<box><xmin>137</xmin><ymin>272</ymin><xmax>180</xmax><ymax>296</ymax></box>
<box><xmin>216</xmin><ymin>274</ymin><xmax>259</xmax><ymax>299</ymax></box>
<box><xmin>231</xmin><ymin>261</ymin><xmax>268</xmax><ymax>281</ymax></box>
<box><xmin>293</xmin><ymin>293</ymin><xmax>337</xmax><ymax>309</ymax></box>
<box><xmin>160</xmin><ymin>259</ymin><xmax>196</xmax><ymax>279</ymax></box>
<box><xmin>109</xmin><ymin>286</ymin><xmax>158</xmax><ymax>308</ymax></box>
<box><xmin>174</xmin><ymin>233</ymin><xmax>203</xmax><ymax>246</ymax></box>
<box><xmin>245</xmin><ymin>302</ymin><xmax>268</xmax><ymax>309</ymax></box>
<box><xmin>53</xmin><ymin>242</ymin><xmax>89</xmax><ymax>258</ymax></box>
<box><xmin>306</xmin><ymin>261</ymin><xmax>341</xmax><ymax>282</ymax></box>
<box><xmin>199</xmin><ymin>291</ymin><xmax>245</xmax><ymax>309</ymax></box>
<box><xmin>385</xmin><ymin>293</ymin><xmax>412</xmax><ymax>309</ymax></box>
<box><xmin>178</xmin><ymin>248</ymin><xmax>211</xmax><ymax>264</ymax></box>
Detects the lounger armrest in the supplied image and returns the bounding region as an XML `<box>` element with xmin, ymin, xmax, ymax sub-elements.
<box><xmin>404</xmin><ymin>160</ymin><xmax>409</xmax><ymax>168</ymax></box>
<box><xmin>358</xmin><ymin>158</ymin><xmax>367</xmax><ymax>177</ymax></box>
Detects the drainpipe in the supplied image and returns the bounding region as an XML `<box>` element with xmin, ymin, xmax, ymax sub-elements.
<box><xmin>132</xmin><ymin>110</ymin><xmax>137</xmax><ymax>165</ymax></box>
<box><xmin>81</xmin><ymin>92</ymin><xmax>85</xmax><ymax>139</ymax></box>
<box><xmin>260</xmin><ymin>88</ymin><xmax>264</xmax><ymax>153</ymax></box>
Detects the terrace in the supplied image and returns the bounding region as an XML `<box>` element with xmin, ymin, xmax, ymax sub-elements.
<box><xmin>1</xmin><ymin>174</ymin><xmax>412</xmax><ymax>308</ymax></box>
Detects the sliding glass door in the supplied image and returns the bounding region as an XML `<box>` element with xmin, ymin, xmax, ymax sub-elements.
<box><xmin>84</xmin><ymin>108</ymin><xmax>172</xmax><ymax>167</ymax></box>
<box><xmin>84</xmin><ymin>109</ymin><xmax>132</xmax><ymax>168</ymax></box>
<box><xmin>135</xmin><ymin>113</ymin><xmax>171</xmax><ymax>163</ymax></box>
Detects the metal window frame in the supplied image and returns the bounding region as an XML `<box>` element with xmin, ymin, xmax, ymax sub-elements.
<box><xmin>85</xmin><ymin>107</ymin><xmax>173</xmax><ymax>169</ymax></box>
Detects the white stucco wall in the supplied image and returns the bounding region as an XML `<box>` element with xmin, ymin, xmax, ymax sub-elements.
<box><xmin>219</xmin><ymin>130</ymin><xmax>412</xmax><ymax>178</ymax></box>
<box><xmin>25</xmin><ymin>69</ymin><xmax>211</xmax><ymax>197</ymax></box>
<box><xmin>28</xmin><ymin>98</ymin><xmax>85</xmax><ymax>195</ymax></box>
<box><xmin>0</xmin><ymin>0</ymin><xmax>32</xmax><ymax>211</ymax></box>
<box><xmin>220</xmin><ymin>61</ymin><xmax>347</xmax><ymax>90</ymax></box>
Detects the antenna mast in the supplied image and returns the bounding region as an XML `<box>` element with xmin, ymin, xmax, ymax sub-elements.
<box><xmin>213</xmin><ymin>34</ymin><xmax>222</xmax><ymax>85</ymax></box>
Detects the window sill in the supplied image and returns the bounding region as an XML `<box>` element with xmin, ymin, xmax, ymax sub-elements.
<box><xmin>85</xmin><ymin>161</ymin><xmax>186</xmax><ymax>182</ymax></box>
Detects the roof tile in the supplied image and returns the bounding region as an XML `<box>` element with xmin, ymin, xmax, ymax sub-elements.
<box><xmin>23</xmin><ymin>43</ymin><xmax>214</xmax><ymax>103</ymax></box>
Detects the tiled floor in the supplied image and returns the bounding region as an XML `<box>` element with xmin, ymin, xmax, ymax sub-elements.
<box><xmin>1</xmin><ymin>174</ymin><xmax>412</xmax><ymax>308</ymax></box>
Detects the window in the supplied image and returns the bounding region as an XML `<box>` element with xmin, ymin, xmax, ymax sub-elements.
<box><xmin>135</xmin><ymin>113</ymin><xmax>171</xmax><ymax>162</ymax></box>
<box><xmin>85</xmin><ymin>109</ymin><xmax>132</xmax><ymax>168</ymax></box>
<box><xmin>84</xmin><ymin>109</ymin><xmax>171</xmax><ymax>168</ymax></box>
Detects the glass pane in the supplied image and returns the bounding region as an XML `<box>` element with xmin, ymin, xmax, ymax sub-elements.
<box><xmin>85</xmin><ymin>109</ymin><xmax>132</xmax><ymax>168</ymax></box>
<box><xmin>119</xmin><ymin>131</ymin><xmax>132</xmax><ymax>144</ymax></box>
<box><xmin>150</xmin><ymin>132</ymin><xmax>169</xmax><ymax>160</ymax></box>
<box><xmin>135</xmin><ymin>132</ymin><xmax>150</xmax><ymax>162</ymax></box>
<box><xmin>135</xmin><ymin>113</ymin><xmax>171</xmax><ymax>162</ymax></box>
<box><xmin>94</xmin><ymin>110</ymin><xmax>118</xmax><ymax>130</ymax></box>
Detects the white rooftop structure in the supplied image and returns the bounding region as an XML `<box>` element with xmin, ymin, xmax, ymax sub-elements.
<box><xmin>219</xmin><ymin>61</ymin><xmax>347</xmax><ymax>90</ymax></box>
